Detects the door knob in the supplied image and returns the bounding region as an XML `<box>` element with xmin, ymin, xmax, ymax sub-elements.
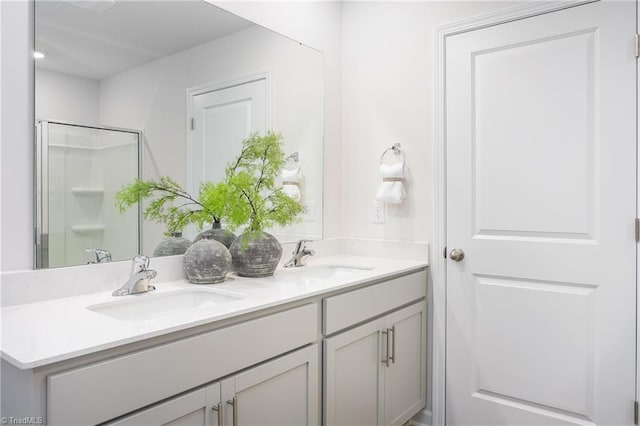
<box><xmin>449</xmin><ymin>248</ymin><xmax>465</xmax><ymax>261</ymax></box>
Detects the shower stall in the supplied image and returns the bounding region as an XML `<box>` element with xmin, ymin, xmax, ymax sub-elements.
<box><xmin>35</xmin><ymin>120</ymin><xmax>141</xmax><ymax>268</ymax></box>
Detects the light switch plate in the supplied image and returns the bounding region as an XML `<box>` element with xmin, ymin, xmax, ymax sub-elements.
<box><xmin>303</xmin><ymin>201</ymin><xmax>316</xmax><ymax>222</ymax></box>
<box><xmin>373</xmin><ymin>201</ymin><xmax>385</xmax><ymax>224</ymax></box>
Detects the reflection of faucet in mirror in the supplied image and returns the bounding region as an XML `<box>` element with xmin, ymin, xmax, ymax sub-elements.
<box><xmin>284</xmin><ymin>240</ymin><xmax>315</xmax><ymax>268</ymax></box>
<box><xmin>86</xmin><ymin>248</ymin><xmax>112</xmax><ymax>264</ymax></box>
<box><xmin>112</xmin><ymin>255</ymin><xmax>157</xmax><ymax>296</ymax></box>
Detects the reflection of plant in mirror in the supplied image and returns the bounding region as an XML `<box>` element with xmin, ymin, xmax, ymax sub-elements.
<box><xmin>225</xmin><ymin>132</ymin><xmax>304</xmax><ymax>234</ymax></box>
<box><xmin>115</xmin><ymin>177</ymin><xmax>230</xmax><ymax>235</ymax></box>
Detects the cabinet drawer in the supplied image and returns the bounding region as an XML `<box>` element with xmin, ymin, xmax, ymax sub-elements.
<box><xmin>323</xmin><ymin>270</ymin><xmax>426</xmax><ymax>335</ymax></box>
<box><xmin>47</xmin><ymin>303</ymin><xmax>318</xmax><ymax>425</ymax></box>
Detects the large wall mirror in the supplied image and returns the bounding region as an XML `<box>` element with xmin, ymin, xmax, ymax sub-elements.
<box><xmin>34</xmin><ymin>0</ymin><xmax>324</xmax><ymax>269</ymax></box>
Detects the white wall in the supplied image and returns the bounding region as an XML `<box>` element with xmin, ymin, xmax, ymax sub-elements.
<box><xmin>341</xmin><ymin>1</ymin><xmax>522</xmax><ymax>245</ymax></box>
<box><xmin>1</xmin><ymin>1</ymin><xmax>34</xmax><ymax>271</ymax></box>
<box><xmin>35</xmin><ymin>70</ymin><xmax>99</xmax><ymax>124</ymax></box>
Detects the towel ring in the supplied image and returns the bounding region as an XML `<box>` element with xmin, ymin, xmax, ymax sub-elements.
<box><xmin>283</xmin><ymin>152</ymin><xmax>300</xmax><ymax>171</ymax></box>
<box><xmin>380</xmin><ymin>143</ymin><xmax>406</xmax><ymax>164</ymax></box>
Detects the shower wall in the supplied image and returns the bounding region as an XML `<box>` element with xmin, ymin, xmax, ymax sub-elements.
<box><xmin>42</xmin><ymin>122</ymin><xmax>139</xmax><ymax>268</ymax></box>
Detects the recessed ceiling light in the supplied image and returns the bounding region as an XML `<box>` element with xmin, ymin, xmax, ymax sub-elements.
<box><xmin>34</xmin><ymin>51</ymin><xmax>45</xmax><ymax>59</ymax></box>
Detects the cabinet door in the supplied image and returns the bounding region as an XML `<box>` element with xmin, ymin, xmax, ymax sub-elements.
<box><xmin>222</xmin><ymin>344</ymin><xmax>319</xmax><ymax>426</ymax></box>
<box><xmin>324</xmin><ymin>317</ymin><xmax>386</xmax><ymax>426</ymax></box>
<box><xmin>107</xmin><ymin>384</ymin><xmax>221</xmax><ymax>426</ymax></box>
<box><xmin>384</xmin><ymin>302</ymin><xmax>427</xmax><ymax>426</ymax></box>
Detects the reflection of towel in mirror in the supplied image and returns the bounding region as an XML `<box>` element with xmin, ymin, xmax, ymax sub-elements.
<box><xmin>375</xmin><ymin>162</ymin><xmax>406</xmax><ymax>204</ymax></box>
<box><xmin>281</xmin><ymin>167</ymin><xmax>301</xmax><ymax>201</ymax></box>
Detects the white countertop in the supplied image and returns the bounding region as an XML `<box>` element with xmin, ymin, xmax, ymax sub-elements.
<box><xmin>1</xmin><ymin>255</ymin><xmax>427</xmax><ymax>370</ymax></box>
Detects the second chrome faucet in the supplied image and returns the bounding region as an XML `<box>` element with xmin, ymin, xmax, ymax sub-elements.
<box><xmin>284</xmin><ymin>240</ymin><xmax>315</xmax><ymax>268</ymax></box>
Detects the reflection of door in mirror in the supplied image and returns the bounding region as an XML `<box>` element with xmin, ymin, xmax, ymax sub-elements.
<box><xmin>187</xmin><ymin>77</ymin><xmax>267</xmax><ymax>237</ymax></box>
<box><xmin>35</xmin><ymin>121</ymin><xmax>140</xmax><ymax>268</ymax></box>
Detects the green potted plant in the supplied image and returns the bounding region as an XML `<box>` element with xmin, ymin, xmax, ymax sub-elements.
<box><xmin>115</xmin><ymin>177</ymin><xmax>234</xmax><ymax>283</ymax></box>
<box><xmin>115</xmin><ymin>176</ymin><xmax>236</xmax><ymax>248</ymax></box>
<box><xmin>225</xmin><ymin>132</ymin><xmax>304</xmax><ymax>277</ymax></box>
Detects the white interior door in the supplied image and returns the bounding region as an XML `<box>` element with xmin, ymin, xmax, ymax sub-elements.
<box><xmin>190</xmin><ymin>78</ymin><xmax>266</xmax><ymax>191</ymax></box>
<box><xmin>445</xmin><ymin>2</ymin><xmax>636</xmax><ymax>425</ymax></box>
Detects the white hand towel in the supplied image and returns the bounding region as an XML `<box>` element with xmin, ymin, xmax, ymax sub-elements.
<box><xmin>281</xmin><ymin>167</ymin><xmax>301</xmax><ymax>201</ymax></box>
<box><xmin>375</xmin><ymin>162</ymin><xmax>406</xmax><ymax>204</ymax></box>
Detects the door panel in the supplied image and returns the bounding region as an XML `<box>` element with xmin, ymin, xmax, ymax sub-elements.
<box><xmin>385</xmin><ymin>302</ymin><xmax>427</xmax><ymax>426</ymax></box>
<box><xmin>191</xmin><ymin>79</ymin><xmax>266</xmax><ymax>188</ymax></box>
<box><xmin>324</xmin><ymin>318</ymin><xmax>386</xmax><ymax>426</ymax></box>
<box><xmin>107</xmin><ymin>385</ymin><xmax>219</xmax><ymax>426</ymax></box>
<box><xmin>446</xmin><ymin>2</ymin><xmax>636</xmax><ymax>425</ymax></box>
<box><xmin>473</xmin><ymin>29</ymin><xmax>595</xmax><ymax>238</ymax></box>
<box><xmin>223</xmin><ymin>344</ymin><xmax>319</xmax><ymax>426</ymax></box>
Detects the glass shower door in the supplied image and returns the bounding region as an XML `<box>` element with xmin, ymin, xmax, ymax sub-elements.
<box><xmin>35</xmin><ymin>121</ymin><xmax>141</xmax><ymax>268</ymax></box>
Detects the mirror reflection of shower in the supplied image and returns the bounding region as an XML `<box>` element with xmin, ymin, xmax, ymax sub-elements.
<box><xmin>35</xmin><ymin>121</ymin><xmax>141</xmax><ymax>268</ymax></box>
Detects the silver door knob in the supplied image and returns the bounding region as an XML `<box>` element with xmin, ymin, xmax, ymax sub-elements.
<box><xmin>449</xmin><ymin>248</ymin><xmax>465</xmax><ymax>261</ymax></box>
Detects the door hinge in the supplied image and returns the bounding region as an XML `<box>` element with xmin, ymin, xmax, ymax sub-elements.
<box><xmin>190</xmin><ymin>118</ymin><xmax>195</xmax><ymax>130</ymax></box>
<box><xmin>634</xmin><ymin>400</ymin><xmax>639</xmax><ymax>425</ymax></box>
<box><xmin>635</xmin><ymin>34</ymin><xmax>639</xmax><ymax>58</ymax></box>
<box><xmin>443</xmin><ymin>246</ymin><xmax>447</xmax><ymax>259</ymax></box>
<box><xmin>635</xmin><ymin>218</ymin><xmax>639</xmax><ymax>242</ymax></box>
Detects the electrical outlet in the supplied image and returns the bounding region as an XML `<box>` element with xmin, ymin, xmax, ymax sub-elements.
<box><xmin>303</xmin><ymin>201</ymin><xmax>316</xmax><ymax>222</ymax></box>
<box><xmin>373</xmin><ymin>201</ymin><xmax>385</xmax><ymax>224</ymax></box>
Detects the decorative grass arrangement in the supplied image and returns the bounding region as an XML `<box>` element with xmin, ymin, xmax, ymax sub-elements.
<box><xmin>115</xmin><ymin>177</ymin><xmax>231</xmax><ymax>235</ymax></box>
<box><xmin>115</xmin><ymin>131</ymin><xmax>303</xmax><ymax>238</ymax></box>
<box><xmin>224</xmin><ymin>131</ymin><xmax>304</xmax><ymax>236</ymax></box>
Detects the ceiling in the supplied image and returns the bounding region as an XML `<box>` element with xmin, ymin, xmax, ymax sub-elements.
<box><xmin>35</xmin><ymin>0</ymin><xmax>254</xmax><ymax>80</ymax></box>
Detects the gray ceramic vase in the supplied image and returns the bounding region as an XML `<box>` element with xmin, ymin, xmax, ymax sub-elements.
<box><xmin>230</xmin><ymin>231</ymin><xmax>282</xmax><ymax>278</ymax></box>
<box><xmin>183</xmin><ymin>234</ymin><xmax>232</xmax><ymax>284</ymax></box>
<box><xmin>153</xmin><ymin>232</ymin><xmax>191</xmax><ymax>257</ymax></box>
<box><xmin>194</xmin><ymin>222</ymin><xmax>237</xmax><ymax>249</ymax></box>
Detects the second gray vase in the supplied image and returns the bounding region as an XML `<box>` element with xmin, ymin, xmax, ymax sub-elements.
<box><xmin>183</xmin><ymin>234</ymin><xmax>231</xmax><ymax>284</ymax></box>
<box><xmin>153</xmin><ymin>232</ymin><xmax>191</xmax><ymax>257</ymax></box>
<box><xmin>194</xmin><ymin>222</ymin><xmax>236</xmax><ymax>249</ymax></box>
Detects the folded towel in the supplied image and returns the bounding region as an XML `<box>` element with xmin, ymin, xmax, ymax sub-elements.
<box><xmin>281</xmin><ymin>167</ymin><xmax>301</xmax><ymax>201</ymax></box>
<box><xmin>375</xmin><ymin>162</ymin><xmax>406</xmax><ymax>204</ymax></box>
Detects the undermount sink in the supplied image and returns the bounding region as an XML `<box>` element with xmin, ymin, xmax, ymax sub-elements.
<box><xmin>87</xmin><ymin>288</ymin><xmax>245</xmax><ymax>321</ymax></box>
<box><xmin>281</xmin><ymin>264</ymin><xmax>373</xmax><ymax>280</ymax></box>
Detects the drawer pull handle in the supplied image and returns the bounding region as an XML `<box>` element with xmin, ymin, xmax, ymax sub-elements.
<box><xmin>389</xmin><ymin>325</ymin><xmax>396</xmax><ymax>364</ymax></box>
<box><xmin>227</xmin><ymin>396</ymin><xmax>238</xmax><ymax>426</ymax></box>
<box><xmin>381</xmin><ymin>329</ymin><xmax>390</xmax><ymax>367</ymax></box>
<box><xmin>212</xmin><ymin>402</ymin><xmax>223</xmax><ymax>426</ymax></box>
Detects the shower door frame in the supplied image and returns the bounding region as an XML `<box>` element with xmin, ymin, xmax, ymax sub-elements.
<box><xmin>34</xmin><ymin>119</ymin><xmax>143</xmax><ymax>269</ymax></box>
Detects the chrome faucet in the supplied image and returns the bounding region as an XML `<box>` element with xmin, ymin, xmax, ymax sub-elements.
<box><xmin>113</xmin><ymin>255</ymin><xmax>157</xmax><ymax>296</ymax></box>
<box><xmin>284</xmin><ymin>240</ymin><xmax>315</xmax><ymax>268</ymax></box>
<box><xmin>86</xmin><ymin>248</ymin><xmax>112</xmax><ymax>263</ymax></box>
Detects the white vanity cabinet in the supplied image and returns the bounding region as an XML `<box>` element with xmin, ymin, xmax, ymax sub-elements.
<box><xmin>323</xmin><ymin>271</ymin><xmax>427</xmax><ymax>426</ymax></box>
<box><xmin>108</xmin><ymin>344</ymin><xmax>319</xmax><ymax>426</ymax></box>
<box><xmin>1</xmin><ymin>263</ymin><xmax>429</xmax><ymax>426</ymax></box>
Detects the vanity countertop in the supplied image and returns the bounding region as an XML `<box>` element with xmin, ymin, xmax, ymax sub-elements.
<box><xmin>0</xmin><ymin>255</ymin><xmax>428</xmax><ymax>370</ymax></box>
